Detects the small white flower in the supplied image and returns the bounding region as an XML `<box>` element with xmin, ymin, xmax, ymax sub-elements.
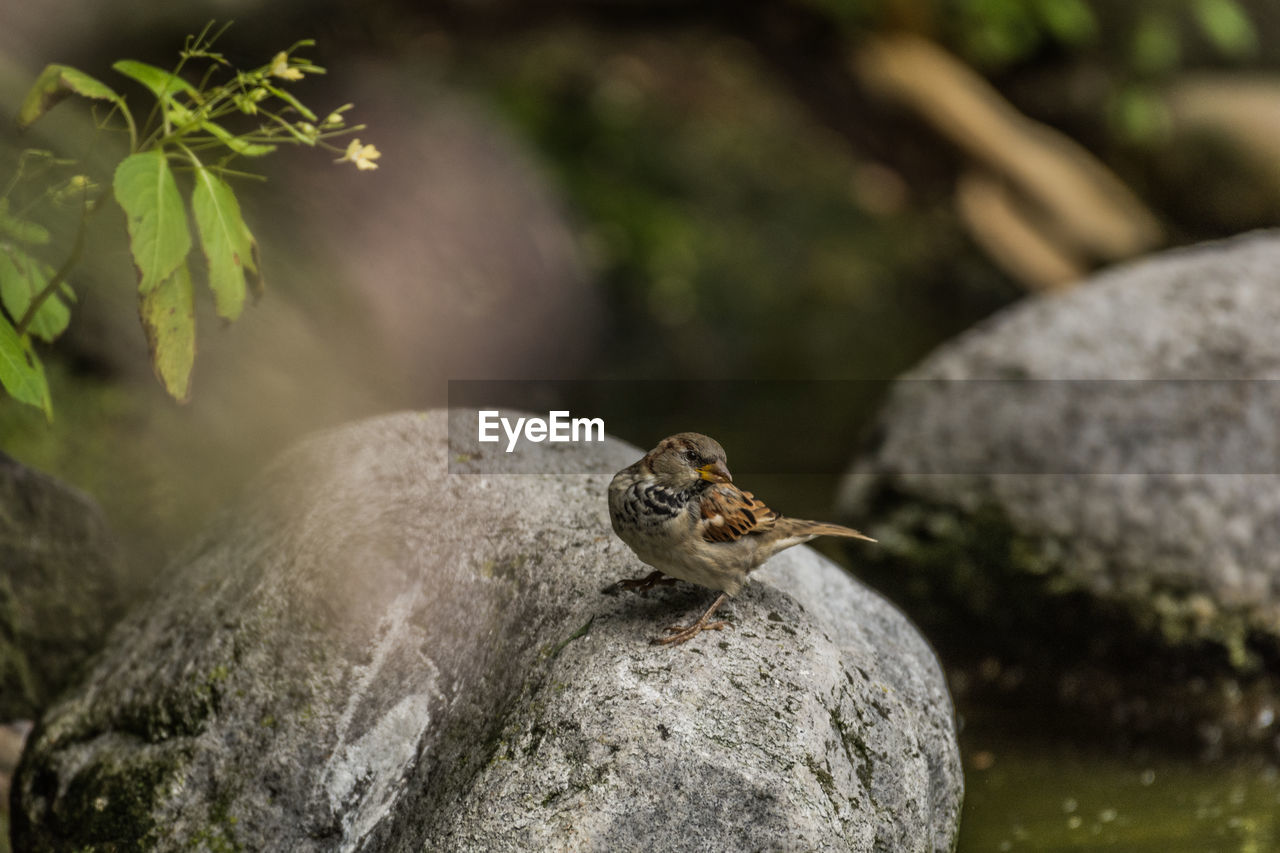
<box><xmin>269</xmin><ymin>52</ymin><xmax>304</xmax><ymax>81</ymax></box>
<box><xmin>336</xmin><ymin>138</ymin><xmax>381</xmax><ymax>171</ymax></box>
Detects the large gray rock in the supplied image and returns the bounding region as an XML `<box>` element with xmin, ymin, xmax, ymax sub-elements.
<box><xmin>839</xmin><ymin>231</ymin><xmax>1280</xmax><ymax>752</ymax></box>
<box><xmin>0</xmin><ymin>454</ymin><xmax>125</xmax><ymax>720</ymax></box>
<box><xmin>14</xmin><ymin>410</ymin><xmax>961</xmax><ymax>851</ymax></box>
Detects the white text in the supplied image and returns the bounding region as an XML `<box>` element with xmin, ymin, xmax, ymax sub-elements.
<box><xmin>477</xmin><ymin>410</ymin><xmax>605</xmax><ymax>452</ymax></box>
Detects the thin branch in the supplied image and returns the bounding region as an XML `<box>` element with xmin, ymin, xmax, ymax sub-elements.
<box><xmin>15</xmin><ymin>194</ymin><xmax>94</xmax><ymax>336</ymax></box>
<box><xmin>98</xmin><ymin>98</ymin><xmax>139</xmax><ymax>152</ymax></box>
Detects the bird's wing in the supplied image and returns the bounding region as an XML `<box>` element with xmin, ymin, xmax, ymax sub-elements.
<box><xmin>699</xmin><ymin>484</ymin><xmax>779</xmax><ymax>543</ymax></box>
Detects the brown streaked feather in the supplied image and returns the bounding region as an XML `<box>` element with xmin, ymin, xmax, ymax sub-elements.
<box><xmin>699</xmin><ymin>485</ymin><xmax>779</xmax><ymax>543</ymax></box>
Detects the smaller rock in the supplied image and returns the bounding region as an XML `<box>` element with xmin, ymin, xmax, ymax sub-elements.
<box><xmin>839</xmin><ymin>232</ymin><xmax>1280</xmax><ymax>752</ymax></box>
<box><xmin>0</xmin><ymin>454</ymin><xmax>126</xmax><ymax>720</ymax></box>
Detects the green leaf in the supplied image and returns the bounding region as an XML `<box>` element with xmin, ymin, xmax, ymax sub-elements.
<box><xmin>0</xmin><ymin>247</ymin><xmax>70</xmax><ymax>343</ymax></box>
<box><xmin>1110</xmin><ymin>85</ymin><xmax>1171</xmax><ymax>145</ymax></box>
<box><xmin>191</xmin><ymin>165</ymin><xmax>261</xmax><ymax>321</ymax></box>
<box><xmin>199</xmin><ymin>121</ymin><xmax>278</xmax><ymax>157</ymax></box>
<box><xmin>1033</xmin><ymin>0</ymin><xmax>1096</xmax><ymax>46</ymax></box>
<box><xmin>0</xmin><ymin>250</ymin><xmax>28</xmax><ymax>323</ymax></box>
<box><xmin>113</xmin><ymin>150</ymin><xmax>192</xmax><ymax>294</ymax></box>
<box><xmin>0</xmin><ymin>313</ymin><xmax>51</xmax><ymax>418</ymax></box>
<box><xmin>1130</xmin><ymin>13</ymin><xmax>1181</xmax><ymax>76</ymax></box>
<box><xmin>140</xmin><ymin>261</ymin><xmax>195</xmax><ymax>401</ymax></box>
<box><xmin>0</xmin><ymin>200</ymin><xmax>51</xmax><ymax>245</ymax></box>
<box><xmin>112</xmin><ymin>60</ymin><xmax>201</xmax><ymax>103</ymax></box>
<box><xmin>961</xmin><ymin>1</ymin><xmax>1041</xmax><ymax>68</ymax></box>
<box><xmin>1192</xmin><ymin>0</ymin><xmax>1257</xmax><ymax>58</ymax></box>
<box><xmin>17</xmin><ymin>63</ymin><xmax>121</xmax><ymax>129</ymax></box>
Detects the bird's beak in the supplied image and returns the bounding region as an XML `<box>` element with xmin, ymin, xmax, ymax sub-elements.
<box><xmin>698</xmin><ymin>460</ymin><xmax>732</xmax><ymax>483</ymax></box>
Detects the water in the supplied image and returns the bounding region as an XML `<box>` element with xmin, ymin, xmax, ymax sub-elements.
<box><xmin>957</xmin><ymin>709</ymin><xmax>1280</xmax><ymax>852</ymax></box>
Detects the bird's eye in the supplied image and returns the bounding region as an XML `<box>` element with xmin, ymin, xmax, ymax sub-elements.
<box><xmin>683</xmin><ymin>449</ymin><xmax>700</xmax><ymax>463</ymax></box>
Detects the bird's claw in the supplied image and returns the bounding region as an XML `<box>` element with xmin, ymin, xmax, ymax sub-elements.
<box><xmin>617</xmin><ymin>570</ymin><xmax>678</xmax><ymax>593</ymax></box>
<box><xmin>653</xmin><ymin>619</ymin><xmax>731</xmax><ymax>646</ymax></box>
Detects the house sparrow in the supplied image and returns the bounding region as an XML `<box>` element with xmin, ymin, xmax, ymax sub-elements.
<box><xmin>608</xmin><ymin>432</ymin><xmax>874</xmax><ymax>645</ymax></box>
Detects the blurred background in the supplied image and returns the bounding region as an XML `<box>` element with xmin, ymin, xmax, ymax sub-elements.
<box><xmin>4</xmin><ymin>0</ymin><xmax>1280</xmax><ymax>848</ymax></box>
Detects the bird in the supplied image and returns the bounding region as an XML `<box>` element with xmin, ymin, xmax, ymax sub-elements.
<box><xmin>607</xmin><ymin>432</ymin><xmax>875</xmax><ymax>645</ymax></box>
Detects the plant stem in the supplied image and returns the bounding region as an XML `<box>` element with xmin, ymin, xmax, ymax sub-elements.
<box><xmin>15</xmin><ymin>196</ymin><xmax>92</xmax><ymax>336</ymax></box>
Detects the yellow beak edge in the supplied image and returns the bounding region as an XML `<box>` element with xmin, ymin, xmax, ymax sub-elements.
<box><xmin>698</xmin><ymin>461</ymin><xmax>732</xmax><ymax>483</ymax></box>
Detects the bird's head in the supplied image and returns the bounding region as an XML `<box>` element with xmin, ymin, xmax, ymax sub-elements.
<box><xmin>644</xmin><ymin>432</ymin><xmax>732</xmax><ymax>488</ymax></box>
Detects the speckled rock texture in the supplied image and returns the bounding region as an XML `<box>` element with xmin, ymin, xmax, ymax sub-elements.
<box><xmin>838</xmin><ymin>231</ymin><xmax>1280</xmax><ymax>753</ymax></box>
<box><xmin>0</xmin><ymin>453</ymin><xmax>124</xmax><ymax>720</ymax></box>
<box><xmin>13</xmin><ymin>410</ymin><xmax>961</xmax><ymax>852</ymax></box>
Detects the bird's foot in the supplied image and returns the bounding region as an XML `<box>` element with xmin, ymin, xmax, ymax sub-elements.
<box><xmin>652</xmin><ymin>592</ymin><xmax>731</xmax><ymax>646</ymax></box>
<box><xmin>653</xmin><ymin>618</ymin><xmax>730</xmax><ymax>646</ymax></box>
<box><xmin>617</xmin><ymin>570</ymin><xmax>678</xmax><ymax>593</ymax></box>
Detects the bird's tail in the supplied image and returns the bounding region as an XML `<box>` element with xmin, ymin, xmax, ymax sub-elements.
<box><xmin>777</xmin><ymin>518</ymin><xmax>876</xmax><ymax>543</ymax></box>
